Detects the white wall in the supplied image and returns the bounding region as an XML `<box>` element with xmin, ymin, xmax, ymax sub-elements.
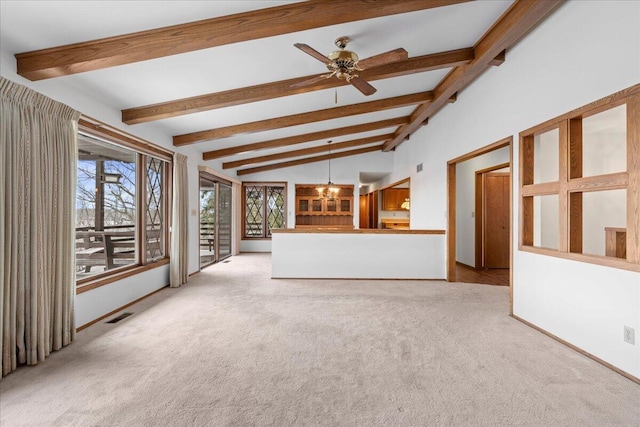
<box><xmin>379</xmin><ymin>209</ymin><xmax>410</xmax><ymax>222</ymax></box>
<box><xmin>272</xmin><ymin>232</ymin><xmax>445</xmax><ymax>279</ymax></box>
<box><xmin>75</xmin><ymin>265</ymin><xmax>169</xmax><ymax>327</ymax></box>
<box><xmin>455</xmin><ymin>147</ymin><xmax>510</xmax><ymax>266</ymax></box>
<box><xmin>392</xmin><ymin>0</ymin><xmax>640</xmax><ymax>377</ymax></box>
<box><xmin>235</xmin><ymin>150</ymin><xmax>395</xmax><ymax>252</ymax></box>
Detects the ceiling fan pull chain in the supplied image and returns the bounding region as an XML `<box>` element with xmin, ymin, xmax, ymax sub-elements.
<box><xmin>335</xmin><ymin>87</ymin><xmax>338</xmax><ymax>104</ymax></box>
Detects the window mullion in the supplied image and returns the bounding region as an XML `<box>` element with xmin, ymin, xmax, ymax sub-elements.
<box><xmin>558</xmin><ymin>120</ymin><xmax>569</xmax><ymax>252</ymax></box>
<box><xmin>138</xmin><ymin>153</ymin><xmax>146</xmax><ymax>265</ymax></box>
<box><xmin>566</xmin><ymin>173</ymin><xmax>629</xmax><ymax>192</ymax></box>
<box><xmin>521</xmin><ymin>182</ymin><xmax>560</xmax><ymax>197</ymax></box>
<box><xmin>263</xmin><ymin>187</ymin><xmax>268</xmax><ymax>238</ymax></box>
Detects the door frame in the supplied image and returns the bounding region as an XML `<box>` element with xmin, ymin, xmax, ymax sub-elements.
<box><xmin>475</xmin><ymin>163</ymin><xmax>510</xmax><ymax>269</ymax></box>
<box><xmin>446</xmin><ymin>136</ymin><xmax>514</xmax><ymax>313</ymax></box>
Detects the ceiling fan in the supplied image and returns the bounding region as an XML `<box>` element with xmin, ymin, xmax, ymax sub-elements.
<box><xmin>291</xmin><ymin>37</ymin><xmax>408</xmax><ymax>96</ymax></box>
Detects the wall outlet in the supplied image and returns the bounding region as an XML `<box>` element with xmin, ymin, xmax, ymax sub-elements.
<box><xmin>624</xmin><ymin>326</ymin><xmax>635</xmax><ymax>345</ymax></box>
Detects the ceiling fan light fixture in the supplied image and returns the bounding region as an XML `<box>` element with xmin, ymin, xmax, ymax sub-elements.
<box><xmin>327</xmin><ymin>50</ymin><xmax>359</xmax><ymax>71</ymax></box>
<box><xmin>334</xmin><ymin>36</ymin><xmax>349</xmax><ymax>49</ymax></box>
<box><xmin>292</xmin><ymin>36</ymin><xmax>405</xmax><ymax>96</ymax></box>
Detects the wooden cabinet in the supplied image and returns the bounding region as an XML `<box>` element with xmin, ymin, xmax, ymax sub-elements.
<box><xmin>295</xmin><ymin>184</ymin><xmax>354</xmax><ymax>228</ymax></box>
<box><xmin>296</xmin><ymin>195</ymin><xmax>352</xmax><ymax>215</ymax></box>
<box><xmin>382</xmin><ymin>188</ymin><xmax>409</xmax><ymax>211</ymax></box>
<box><xmin>381</xmin><ymin>219</ymin><xmax>410</xmax><ymax>229</ymax></box>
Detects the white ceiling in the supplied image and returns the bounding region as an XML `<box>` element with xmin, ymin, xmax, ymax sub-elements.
<box><xmin>0</xmin><ymin>0</ymin><xmax>516</xmax><ymax>177</ymax></box>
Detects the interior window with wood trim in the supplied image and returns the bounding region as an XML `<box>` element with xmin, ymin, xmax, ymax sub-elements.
<box><xmin>76</xmin><ymin>121</ymin><xmax>172</xmax><ymax>288</ymax></box>
<box><xmin>242</xmin><ymin>182</ymin><xmax>287</xmax><ymax>239</ymax></box>
<box><xmin>519</xmin><ymin>84</ymin><xmax>640</xmax><ymax>272</ymax></box>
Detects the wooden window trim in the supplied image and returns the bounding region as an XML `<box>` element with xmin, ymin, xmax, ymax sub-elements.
<box><xmin>518</xmin><ymin>83</ymin><xmax>640</xmax><ymax>272</ymax></box>
<box><xmin>79</xmin><ymin>116</ymin><xmax>173</xmax><ymax>162</ymax></box>
<box><xmin>76</xmin><ymin>119</ymin><xmax>173</xmax><ymax>292</ymax></box>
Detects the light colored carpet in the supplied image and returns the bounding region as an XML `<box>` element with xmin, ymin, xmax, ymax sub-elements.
<box><xmin>1</xmin><ymin>253</ymin><xmax>639</xmax><ymax>426</ymax></box>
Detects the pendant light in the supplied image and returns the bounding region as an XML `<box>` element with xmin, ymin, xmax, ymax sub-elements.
<box><xmin>316</xmin><ymin>140</ymin><xmax>340</xmax><ymax>200</ymax></box>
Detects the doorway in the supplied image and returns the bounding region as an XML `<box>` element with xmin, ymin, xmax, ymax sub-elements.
<box><xmin>358</xmin><ymin>191</ymin><xmax>379</xmax><ymax>229</ymax></box>
<box><xmin>199</xmin><ymin>172</ymin><xmax>232</xmax><ymax>268</ymax></box>
<box><xmin>475</xmin><ymin>167</ymin><xmax>510</xmax><ymax>269</ymax></box>
<box><xmin>447</xmin><ymin>137</ymin><xmax>513</xmax><ymax>310</ymax></box>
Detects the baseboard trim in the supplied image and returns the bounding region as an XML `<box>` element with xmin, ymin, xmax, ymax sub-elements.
<box><xmin>76</xmin><ymin>285</ymin><xmax>168</xmax><ymax>332</ymax></box>
<box><xmin>512</xmin><ymin>314</ymin><xmax>640</xmax><ymax>385</ymax></box>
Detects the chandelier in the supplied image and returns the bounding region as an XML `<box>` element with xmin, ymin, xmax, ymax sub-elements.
<box><xmin>316</xmin><ymin>140</ymin><xmax>340</xmax><ymax>200</ymax></box>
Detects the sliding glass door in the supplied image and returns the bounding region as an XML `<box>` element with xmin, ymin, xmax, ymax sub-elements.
<box><xmin>218</xmin><ymin>183</ymin><xmax>232</xmax><ymax>260</ymax></box>
<box><xmin>199</xmin><ymin>173</ymin><xmax>233</xmax><ymax>268</ymax></box>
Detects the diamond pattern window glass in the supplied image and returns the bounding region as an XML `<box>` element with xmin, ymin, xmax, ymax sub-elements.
<box><xmin>244</xmin><ymin>185</ymin><xmax>264</xmax><ymax>238</ymax></box>
<box><xmin>145</xmin><ymin>157</ymin><xmax>165</xmax><ymax>261</ymax></box>
<box><xmin>243</xmin><ymin>183</ymin><xmax>286</xmax><ymax>239</ymax></box>
<box><xmin>266</xmin><ymin>186</ymin><xmax>286</xmax><ymax>237</ymax></box>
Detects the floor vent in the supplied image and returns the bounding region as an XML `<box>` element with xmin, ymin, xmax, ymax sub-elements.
<box><xmin>106</xmin><ymin>312</ymin><xmax>133</xmax><ymax>324</ymax></box>
<box><xmin>223</xmin><ymin>260</ymin><xmax>231</xmax><ymax>263</ymax></box>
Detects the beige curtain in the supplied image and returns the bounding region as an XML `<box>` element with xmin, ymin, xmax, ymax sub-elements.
<box><xmin>0</xmin><ymin>77</ymin><xmax>81</xmax><ymax>378</ymax></box>
<box><xmin>170</xmin><ymin>153</ymin><xmax>188</xmax><ymax>287</ymax></box>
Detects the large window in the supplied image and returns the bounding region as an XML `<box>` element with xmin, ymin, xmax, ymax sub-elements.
<box><xmin>76</xmin><ymin>122</ymin><xmax>171</xmax><ymax>287</ymax></box>
<box><xmin>519</xmin><ymin>84</ymin><xmax>640</xmax><ymax>272</ymax></box>
<box><xmin>242</xmin><ymin>183</ymin><xmax>286</xmax><ymax>238</ymax></box>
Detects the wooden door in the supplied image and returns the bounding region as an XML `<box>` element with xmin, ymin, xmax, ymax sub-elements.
<box><xmin>368</xmin><ymin>191</ymin><xmax>379</xmax><ymax>228</ymax></box>
<box><xmin>359</xmin><ymin>195</ymin><xmax>369</xmax><ymax>228</ymax></box>
<box><xmin>483</xmin><ymin>173</ymin><xmax>510</xmax><ymax>268</ymax></box>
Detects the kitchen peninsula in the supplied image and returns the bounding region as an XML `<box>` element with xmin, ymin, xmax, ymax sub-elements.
<box><xmin>271</xmin><ymin>228</ymin><xmax>445</xmax><ymax>279</ymax></box>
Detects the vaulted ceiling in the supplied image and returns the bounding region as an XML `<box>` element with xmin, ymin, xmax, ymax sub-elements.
<box><xmin>1</xmin><ymin>0</ymin><xmax>564</xmax><ymax>177</ymax></box>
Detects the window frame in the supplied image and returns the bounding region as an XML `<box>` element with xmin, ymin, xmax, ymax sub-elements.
<box><xmin>242</xmin><ymin>182</ymin><xmax>287</xmax><ymax>240</ymax></box>
<box><xmin>76</xmin><ymin>118</ymin><xmax>173</xmax><ymax>293</ymax></box>
<box><xmin>519</xmin><ymin>84</ymin><xmax>640</xmax><ymax>272</ymax></box>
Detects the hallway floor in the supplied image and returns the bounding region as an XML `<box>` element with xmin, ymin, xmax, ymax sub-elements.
<box><xmin>456</xmin><ymin>262</ymin><xmax>509</xmax><ymax>286</ymax></box>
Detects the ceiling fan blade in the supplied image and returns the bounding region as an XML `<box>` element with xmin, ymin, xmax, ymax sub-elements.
<box><xmin>357</xmin><ymin>48</ymin><xmax>408</xmax><ymax>70</ymax></box>
<box><xmin>290</xmin><ymin>73</ymin><xmax>333</xmax><ymax>88</ymax></box>
<box><xmin>349</xmin><ymin>76</ymin><xmax>377</xmax><ymax>96</ymax></box>
<box><xmin>294</xmin><ymin>43</ymin><xmax>330</xmax><ymax>64</ymax></box>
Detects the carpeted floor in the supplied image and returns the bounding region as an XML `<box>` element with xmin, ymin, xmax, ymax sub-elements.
<box><xmin>1</xmin><ymin>253</ymin><xmax>639</xmax><ymax>426</ymax></box>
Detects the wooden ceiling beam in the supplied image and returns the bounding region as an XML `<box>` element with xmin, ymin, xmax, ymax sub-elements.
<box><xmin>203</xmin><ymin>116</ymin><xmax>408</xmax><ymax>160</ymax></box>
<box><xmin>236</xmin><ymin>145</ymin><xmax>383</xmax><ymax>176</ymax></box>
<box><xmin>17</xmin><ymin>0</ymin><xmax>471</xmax><ymax>81</ymax></box>
<box><xmin>174</xmin><ymin>92</ymin><xmax>432</xmax><ymax>146</ymax></box>
<box><xmin>123</xmin><ymin>48</ymin><xmax>474</xmax><ymax>125</ymax></box>
<box><xmin>223</xmin><ymin>134</ymin><xmax>393</xmax><ymax>169</ymax></box>
<box><xmin>383</xmin><ymin>0</ymin><xmax>564</xmax><ymax>152</ymax></box>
